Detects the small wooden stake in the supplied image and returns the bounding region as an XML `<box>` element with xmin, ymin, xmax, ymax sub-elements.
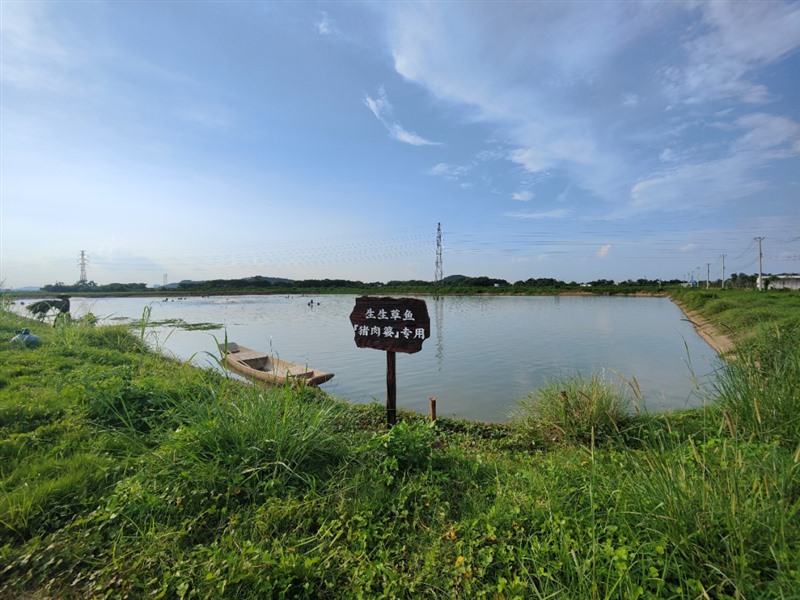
<box><xmin>386</xmin><ymin>351</ymin><xmax>397</xmax><ymax>427</ymax></box>
<box><xmin>429</xmin><ymin>396</ymin><xmax>437</xmax><ymax>422</ymax></box>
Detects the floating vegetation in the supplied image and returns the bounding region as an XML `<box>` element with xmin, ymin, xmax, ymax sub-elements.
<box><xmin>107</xmin><ymin>316</ymin><xmax>222</xmax><ymax>331</ymax></box>
<box><xmin>149</xmin><ymin>318</ymin><xmax>222</xmax><ymax>331</ymax></box>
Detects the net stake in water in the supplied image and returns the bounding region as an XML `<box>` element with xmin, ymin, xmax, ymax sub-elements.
<box><xmin>349</xmin><ymin>296</ymin><xmax>431</xmax><ymax>426</ymax></box>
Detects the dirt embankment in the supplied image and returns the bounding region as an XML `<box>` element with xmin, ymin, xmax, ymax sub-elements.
<box><xmin>671</xmin><ymin>300</ymin><xmax>736</xmax><ymax>356</ymax></box>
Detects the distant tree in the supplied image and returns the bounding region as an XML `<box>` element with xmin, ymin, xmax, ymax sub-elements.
<box><xmin>587</xmin><ymin>279</ymin><xmax>615</xmax><ymax>287</ymax></box>
<box><xmin>385</xmin><ymin>279</ymin><xmax>431</xmax><ymax>287</ymax></box>
<box><xmin>513</xmin><ymin>278</ymin><xmax>565</xmax><ymax>288</ymax></box>
<box><xmin>43</xmin><ymin>281</ymin><xmax>146</xmax><ymax>293</ymax></box>
<box><xmin>730</xmin><ymin>273</ymin><xmax>758</xmax><ymax>289</ymax></box>
<box><xmin>294</xmin><ymin>279</ymin><xmax>363</xmax><ymax>289</ymax></box>
<box><xmin>42</xmin><ymin>282</ymin><xmax>69</xmax><ymax>292</ymax></box>
<box><xmin>442</xmin><ymin>275</ymin><xmax>468</xmax><ymax>284</ymax></box>
<box><xmin>461</xmin><ymin>276</ymin><xmax>509</xmax><ymax>287</ymax></box>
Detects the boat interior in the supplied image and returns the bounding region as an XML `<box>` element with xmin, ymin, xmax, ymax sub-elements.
<box><xmin>241</xmin><ymin>356</ymin><xmax>272</xmax><ymax>372</ymax></box>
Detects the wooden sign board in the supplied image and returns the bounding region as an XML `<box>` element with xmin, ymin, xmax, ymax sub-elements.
<box><xmin>349</xmin><ymin>296</ymin><xmax>430</xmax><ymax>354</ymax></box>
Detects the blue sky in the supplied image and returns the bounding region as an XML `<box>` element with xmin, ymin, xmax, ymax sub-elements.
<box><xmin>2</xmin><ymin>1</ymin><xmax>798</xmax><ymax>288</ymax></box>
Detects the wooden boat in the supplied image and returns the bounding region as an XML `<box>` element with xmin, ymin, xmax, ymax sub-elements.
<box><xmin>219</xmin><ymin>342</ymin><xmax>334</xmax><ymax>387</ymax></box>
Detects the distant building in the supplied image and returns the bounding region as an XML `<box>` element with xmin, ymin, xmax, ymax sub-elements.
<box><xmin>760</xmin><ymin>274</ymin><xmax>800</xmax><ymax>291</ymax></box>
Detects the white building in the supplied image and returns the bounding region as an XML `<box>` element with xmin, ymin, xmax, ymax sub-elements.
<box><xmin>759</xmin><ymin>274</ymin><xmax>800</xmax><ymax>290</ymax></box>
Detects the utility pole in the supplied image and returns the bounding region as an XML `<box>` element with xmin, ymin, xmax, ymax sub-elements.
<box><xmin>78</xmin><ymin>250</ymin><xmax>89</xmax><ymax>284</ymax></box>
<box><xmin>755</xmin><ymin>237</ymin><xmax>765</xmax><ymax>290</ymax></box>
<box><xmin>721</xmin><ymin>255</ymin><xmax>726</xmax><ymax>289</ymax></box>
<box><xmin>706</xmin><ymin>263</ymin><xmax>710</xmax><ymax>289</ymax></box>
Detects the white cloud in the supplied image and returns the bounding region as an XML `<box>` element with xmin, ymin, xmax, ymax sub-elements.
<box><xmin>363</xmin><ymin>86</ymin><xmax>393</xmax><ymax>120</ymax></box>
<box><xmin>731</xmin><ymin>113</ymin><xmax>800</xmax><ymax>157</ymax></box>
<box><xmin>508</xmin><ymin>147</ymin><xmax>553</xmax><ymax>174</ymax></box>
<box><xmin>512</xmin><ymin>190</ymin><xmax>534</xmax><ymax>202</ymax></box>
<box><xmin>427</xmin><ymin>163</ymin><xmax>468</xmax><ymax>179</ymax></box>
<box><xmin>630</xmin><ymin>156</ymin><xmax>765</xmax><ymax>213</ymax></box>
<box><xmin>363</xmin><ymin>86</ymin><xmax>439</xmax><ymax>146</ymax></box>
<box><xmin>427</xmin><ymin>163</ymin><xmax>449</xmax><ymax>176</ymax></box>
<box><xmin>315</xmin><ymin>11</ymin><xmax>338</xmax><ymax>36</ymax></box>
<box><xmin>389</xmin><ymin>123</ymin><xmax>440</xmax><ymax>147</ymax></box>
<box><xmin>661</xmin><ymin>1</ymin><xmax>800</xmax><ymax>104</ymax></box>
<box><xmin>631</xmin><ymin>112</ymin><xmax>800</xmax><ymax>213</ymax></box>
<box><xmin>377</xmin><ymin>2</ymin><xmax>799</xmax><ymax>216</ymax></box>
<box><xmin>597</xmin><ymin>244</ymin><xmax>612</xmax><ymax>258</ymax></box>
<box><xmin>380</xmin><ymin>3</ymin><xmax>669</xmax><ymax>201</ymax></box>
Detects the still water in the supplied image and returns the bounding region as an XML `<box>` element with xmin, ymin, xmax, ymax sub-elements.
<box><xmin>57</xmin><ymin>295</ymin><xmax>718</xmax><ymax>422</ymax></box>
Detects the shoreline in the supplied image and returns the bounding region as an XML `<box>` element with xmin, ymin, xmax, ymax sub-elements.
<box><xmin>670</xmin><ymin>299</ymin><xmax>735</xmax><ymax>356</ymax></box>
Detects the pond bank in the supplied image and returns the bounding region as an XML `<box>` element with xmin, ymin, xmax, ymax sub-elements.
<box><xmin>671</xmin><ymin>299</ymin><xmax>735</xmax><ymax>356</ymax></box>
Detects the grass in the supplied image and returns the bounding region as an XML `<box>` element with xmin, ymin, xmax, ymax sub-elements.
<box><xmin>670</xmin><ymin>287</ymin><xmax>800</xmax><ymax>344</ymax></box>
<box><xmin>1</xmin><ymin>289</ymin><xmax>798</xmax><ymax>598</ymax></box>
<box><xmin>511</xmin><ymin>372</ymin><xmax>633</xmax><ymax>448</ymax></box>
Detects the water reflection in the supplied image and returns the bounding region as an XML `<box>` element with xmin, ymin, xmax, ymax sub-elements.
<box><xmin>434</xmin><ymin>296</ymin><xmax>444</xmax><ymax>371</ymax></box>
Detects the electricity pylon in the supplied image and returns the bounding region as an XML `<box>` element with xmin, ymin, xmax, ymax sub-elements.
<box><xmin>78</xmin><ymin>251</ymin><xmax>89</xmax><ymax>284</ymax></box>
<box><xmin>434</xmin><ymin>223</ymin><xmax>443</xmax><ymax>286</ymax></box>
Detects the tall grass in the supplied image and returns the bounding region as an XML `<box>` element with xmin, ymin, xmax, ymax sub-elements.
<box><xmin>617</xmin><ymin>431</ymin><xmax>800</xmax><ymax>597</ymax></box>
<box><xmin>512</xmin><ymin>371</ymin><xmax>632</xmax><ymax>447</ymax></box>
<box><xmin>712</xmin><ymin>324</ymin><xmax>800</xmax><ymax>447</ymax></box>
<box><xmin>177</xmin><ymin>384</ymin><xmax>353</xmax><ymax>491</ymax></box>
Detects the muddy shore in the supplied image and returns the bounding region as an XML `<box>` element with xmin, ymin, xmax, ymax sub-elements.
<box><xmin>671</xmin><ymin>300</ymin><xmax>735</xmax><ymax>356</ymax></box>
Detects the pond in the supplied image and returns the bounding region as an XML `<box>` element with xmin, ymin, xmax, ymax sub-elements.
<box><xmin>30</xmin><ymin>294</ymin><xmax>720</xmax><ymax>422</ymax></box>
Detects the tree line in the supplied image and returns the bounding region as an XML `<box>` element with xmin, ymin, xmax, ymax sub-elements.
<box><xmin>36</xmin><ymin>272</ymin><xmax>773</xmax><ymax>294</ymax></box>
<box><xmin>41</xmin><ymin>281</ymin><xmax>148</xmax><ymax>293</ymax></box>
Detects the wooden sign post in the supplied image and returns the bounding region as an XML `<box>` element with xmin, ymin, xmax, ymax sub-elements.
<box><xmin>349</xmin><ymin>296</ymin><xmax>431</xmax><ymax>426</ymax></box>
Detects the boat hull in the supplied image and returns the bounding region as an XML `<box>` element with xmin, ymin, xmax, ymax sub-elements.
<box><xmin>220</xmin><ymin>343</ymin><xmax>334</xmax><ymax>387</ymax></box>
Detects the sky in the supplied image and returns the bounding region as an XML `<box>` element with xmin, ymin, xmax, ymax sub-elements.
<box><xmin>1</xmin><ymin>1</ymin><xmax>799</xmax><ymax>289</ymax></box>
